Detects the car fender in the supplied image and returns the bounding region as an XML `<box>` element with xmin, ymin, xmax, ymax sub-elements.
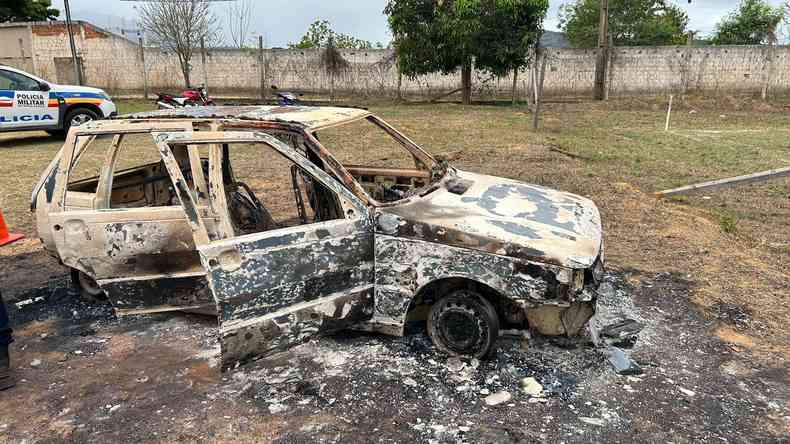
<box><xmin>372</xmin><ymin>235</ymin><xmax>536</xmax><ymax>330</ymax></box>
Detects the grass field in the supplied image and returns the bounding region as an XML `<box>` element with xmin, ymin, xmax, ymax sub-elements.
<box><xmin>1</xmin><ymin>96</ymin><xmax>789</xmax><ymax>355</ymax></box>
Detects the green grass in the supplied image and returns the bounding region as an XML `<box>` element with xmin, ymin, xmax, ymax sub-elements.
<box><xmin>116</xmin><ymin>99</ymin><xmax>156</xmax><ymax>115</ymax></box>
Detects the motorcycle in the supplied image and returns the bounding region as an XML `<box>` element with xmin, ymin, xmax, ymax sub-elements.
<box><xmin>156</xmin><ymin>86</ymin><xmax>215</xmax><ymax>109</ymax></box>
<box><xmin>271</xmin><ymin>85</ymin><xmax>302</xmax><ymax>106</ymax></box>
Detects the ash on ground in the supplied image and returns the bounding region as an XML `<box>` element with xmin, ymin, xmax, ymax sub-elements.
<box><xmin>212</xmin><ymin>273</ymin><xmax>654</xmax><ymax>443</ymax></box>
<box><xmin>5</xmin><ymin>271</ymin><xmax>787</xmax><ymax>443</ymax></box>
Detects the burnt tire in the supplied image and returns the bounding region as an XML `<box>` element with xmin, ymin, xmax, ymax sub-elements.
<box><xmin>70</xmin><ymin>269</ymin><xmax>108</xmax><ymax>303</ymax></box>
<box><xmin>63</xmin><ymin>107</ymin><xmax>99</xmax><ymax>134</ymax></box>
<box><xmin>427</xmin><ymin>290</ymin><xmax>499</xmax><ymax>359</ymax></box>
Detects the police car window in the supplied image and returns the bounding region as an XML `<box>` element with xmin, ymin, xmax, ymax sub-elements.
<box><xmin>0</xmin><ymin>70</ymin><xmax>39</xmax><ymax>91</ymax></box>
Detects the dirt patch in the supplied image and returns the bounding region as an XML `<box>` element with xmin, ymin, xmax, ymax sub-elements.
<box><xmin>715</xmin><ymin>326</ymin><xmax>757</xmax><ymax>349</ymax></box>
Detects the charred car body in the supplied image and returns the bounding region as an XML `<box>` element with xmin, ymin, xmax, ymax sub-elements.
<box><xmin>32</xmin><ymin>106</ymin><xmax>604</xmax><ymax>369</ymax></box>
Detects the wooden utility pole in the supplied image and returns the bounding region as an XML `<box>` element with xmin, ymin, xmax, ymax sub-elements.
<box><xmin>593</xmin><ymin>0</ymin><xmax>609</xmax><ymax>100</ymax></box>
<box><xmin>139</xmin><ymin>36</ymin><xmax>148</xmax><ymax>100</ymax></box>
<box><xmin>63</xmin><ymin>0</ymin><xmax>83</xmax><ymax>85</ymax></box>
<box><xmin>200</xmin><ymin>37</ymin><xmax>209</xmax><ymax>94</ymax></box>
<box><xmin>532</xmin><ymin>48</ymin><xmax>548</xmax><ymax>131</ymax></box>
<box><xmin>258</xmin><ymin>36</ymin><xmax>265</xmax><ymax>102</ymax></box>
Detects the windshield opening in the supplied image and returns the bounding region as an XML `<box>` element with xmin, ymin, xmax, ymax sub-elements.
<box><xmin>315</xmin><ymin>115</ymin><xmax>446</xmax><ymax>203</ymax></box>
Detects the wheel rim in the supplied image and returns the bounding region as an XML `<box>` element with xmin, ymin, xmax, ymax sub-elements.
<box><xmin>436</xmin><ymin>302</ymin><xmax>488</xmax><ymax>353</ymax></box>
<box><xmin>70</xmin><ymin>113</ymin><xmax>94</xmax><ymax>127</ymax></box>
<box><xmin>77</xmin><ymin>272</ymin><xmax>103</xmax><ymax>297</ymax></box>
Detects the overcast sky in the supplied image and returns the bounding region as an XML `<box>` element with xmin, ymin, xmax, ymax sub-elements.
<box><xmin>50</xmin><ymin>0</ymin><xmax>788</xmax><ymax>47</ymax></box>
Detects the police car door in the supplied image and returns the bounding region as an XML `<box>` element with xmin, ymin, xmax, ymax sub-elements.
<box><xmin>0</xmin><ymin>68</ymin><xmax>58</xmax><ymax>130</ymax></box>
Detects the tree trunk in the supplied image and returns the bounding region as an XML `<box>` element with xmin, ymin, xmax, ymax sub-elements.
<box><xmin>179</xmin><ymin>57</ymin><xmax>191</xmax><ymax>88</ymax></box>
<box><xmin>461</xmin><ymin>63</ymin><xmax>472</xmax><ymax>105</ymax></box>
<box><xmin>512</xmin><ymin>69</ymin><xmax>518</xmax><ymax>105</ymax></box>
<box><xmin>397</xmin><ymin>68</ymin><xmax>403</xmax><ymax>101</ymax></box>
<box><xmin>330</xmin><ymin>72</ymin><xmax>335</xmax><ymax>102</ymax></box>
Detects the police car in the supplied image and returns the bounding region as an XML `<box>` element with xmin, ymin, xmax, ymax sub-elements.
<box><xmin>0</xmin><ymin>65</ymin><xmax>116</xmax><ymax>136</ymax></box>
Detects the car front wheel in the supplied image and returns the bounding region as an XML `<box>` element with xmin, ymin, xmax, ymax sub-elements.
<box><xmin>64</xmin><ymin>107</ymin><xmax>99</xmax><ymax>133</ymax></box>
<box><xmin>428</xmin><ymin>289</ymin><xmax>500</xmax><ymax>359</ymax></box>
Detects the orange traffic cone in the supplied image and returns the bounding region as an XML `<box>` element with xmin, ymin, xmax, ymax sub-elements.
<box><xmin>0</xmin><ymin>210</ymin><xmax>23</xmax><ymax>247</ymax></box>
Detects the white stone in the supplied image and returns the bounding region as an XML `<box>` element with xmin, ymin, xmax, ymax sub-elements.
<box><xmin>679</xmin><ymin>387</ymin><xmax>695</xmax><ymax>397</ymax></box>
<box><xmin>579</xmin><ymin>417</ymin><xmax>604</xmax><ymax>426</ymax></box>
<box><xmin>445</xmin><ymin>357</ymin><xmax>465</xmax><ymax>373</ymax></box>
<box><xmin>520</xmin><ymin>377</ymin><xmax>543</xmax><ymax>396</ymax></box>
<box><xmin>484</xmin><ymin>391</ymin><xmax>512</xmax><ymax>406</ymax></box>
<box><xmin>268</xmin><ymin>403</ymin><xmax>287</xmax><ymax>414</ymax></box>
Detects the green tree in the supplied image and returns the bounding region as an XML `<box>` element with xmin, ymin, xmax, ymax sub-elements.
<box><xmin>712</xmin><ymin>0</ymin><xmax>785</xmax><ymax>45</ymax></box>
<box><xmin>0</xmin><ymin>0</ymin><xmax>59</xmax><ymax>22</ymax></box>
<box><xmin>559</xmin><ymin>0</ymin><xmax>688</xmax><ymax>48</ymax></box>
<box><xmin>385</xmin><ymin>0</ymin><xmax>548</xmax><ymax>105</ymax></box>
<box><xmin>289</xmin><ymin>19</ymin><xmax>383</xmax><ymax>50</ymax></box>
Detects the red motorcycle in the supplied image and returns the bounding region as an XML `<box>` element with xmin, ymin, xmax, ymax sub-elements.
<box><xmin>156</xmin><ymin>86</ymin><xmax>215</xmax><ymax>109</ymax></box>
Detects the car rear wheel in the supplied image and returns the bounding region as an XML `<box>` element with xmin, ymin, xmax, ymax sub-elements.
<box><xmin>64</xmin><ymin>107</ymin><xmax>99</xmax><ymax>133</ymax></box>
<box><xmin>71</xmin><ymin>269</ymin><xmax>108</xmax><ymax>302</ymax></box>
<box><xmin>428</xmin><ymin>289</ymin><xmax>500</xmax><ymax>359</ymax></box>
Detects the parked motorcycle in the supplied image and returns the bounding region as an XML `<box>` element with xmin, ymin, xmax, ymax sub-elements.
<box><xmin>156</xmin><ymin>86</ymin><xmax>215</xmax><ymax>109</ymax></box>
<box><xmin>271</xmin><ymin>85</ymin><xmax>302</xmax><ymax>106</ymax></box>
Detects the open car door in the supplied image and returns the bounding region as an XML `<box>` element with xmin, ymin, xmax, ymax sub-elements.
<box><xmin>155</xmin><ymin>131</ymin><xmax>375</xmax><ymax>369</ymax></box>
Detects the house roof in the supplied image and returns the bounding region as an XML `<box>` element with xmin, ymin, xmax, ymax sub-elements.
<box><xmin>118</xmin><ymin>105</ymin><xmax>373</xmax><ymax>131</ymax></box>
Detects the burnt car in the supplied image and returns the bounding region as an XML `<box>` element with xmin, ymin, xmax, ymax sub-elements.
<box><xmin>32</xmin><ymin>106</ymin><xmax>604</xmax><ymax>369</ymax></box>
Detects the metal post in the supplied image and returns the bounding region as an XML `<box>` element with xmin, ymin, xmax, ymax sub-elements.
<box><xmin>593</xmin><ymin>0</ymin><xmax>609</xmax><ymax>100</ymax></box>
<box><xmin>139</xmin><ymin>36</ymin><xmax>148</xmax><ymax>100</ymax></box>
<box><xmin>63</xmin><ymin>0</ymin><xmax>83</xmax><ymax>85</ymax></box>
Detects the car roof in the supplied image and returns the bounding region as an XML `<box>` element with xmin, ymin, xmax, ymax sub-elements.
<box><xmin>118</xmin><ymin>105</ymin><xmax>372</xmax><ymax>131</ymax></box>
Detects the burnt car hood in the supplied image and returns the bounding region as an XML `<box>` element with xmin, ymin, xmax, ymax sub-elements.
<box><xmin>380</xmin><ymin>170</ymin><xmax>603</xmax><ymax>268</ymax></box>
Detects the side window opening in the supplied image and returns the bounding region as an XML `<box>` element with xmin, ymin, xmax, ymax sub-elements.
<box><xmin>68</xmin><ymin>134</ymin><xmax>112</xmax><ymax>194</ymax></box>
<box><xmin>66</xmin><ymin>132</ymin><xmax>205</xmax><ymax>210</ymax></box>
<box><xmin>107</xmin><ymin>133</ymin><xmax>206</xmax><ymax>209</ymax></box>
<box><xmin>219</xmin><ymin>142</ymin><xmax>342</xmax><ymax>237</ymax></box>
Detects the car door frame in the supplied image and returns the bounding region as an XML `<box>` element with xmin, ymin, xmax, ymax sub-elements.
<box><xmin>154</xmin><ymin>130</ymin><xmax>376</xmax><ymax>369</ymax></box>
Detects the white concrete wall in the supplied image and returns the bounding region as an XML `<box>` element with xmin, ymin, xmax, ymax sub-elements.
<box><xmin>4</xmin><ymin>22</ymin><xmax>790</xmax><ymax>98</ymax></box>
